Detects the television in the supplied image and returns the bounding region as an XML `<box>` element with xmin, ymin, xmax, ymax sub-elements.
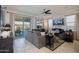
<box><xmin>53</xmin><ymin>18</ymin><xmax>64</xmax><ymax>25</ymax></box>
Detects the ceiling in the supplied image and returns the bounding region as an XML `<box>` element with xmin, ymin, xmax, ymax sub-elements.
<box><xmin>2</xmin><ymin>5</ymin><xmax>79</xmax><ymax>18</ymax></box>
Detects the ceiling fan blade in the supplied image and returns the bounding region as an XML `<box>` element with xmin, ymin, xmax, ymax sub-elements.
<box><xmin>45</xmin><ymin>12</ymin><xmax>52</xmax><ymax>14</ymax></box>
<box><xmin>45</xmin><ymin>10</ymin><xmax>51</xmax><ymax>13</ymax></box>
<box><xmin>41</xmin><ymin>9</ymin><xmax>52</xmax><ymax>15</ymax></box>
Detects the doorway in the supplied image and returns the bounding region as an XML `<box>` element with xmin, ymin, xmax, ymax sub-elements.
<box><xmin>14</xmin><ymin>15</ymin><xmax>31</xmax><ymax>39</ymax></box>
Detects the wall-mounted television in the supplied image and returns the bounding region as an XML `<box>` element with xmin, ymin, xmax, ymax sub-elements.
<box><xmin>53</xmin><ymin>18</ymin><xmax>64</xmax><ymax>25</ymax></box>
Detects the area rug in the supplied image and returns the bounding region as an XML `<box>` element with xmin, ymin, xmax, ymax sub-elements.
<box><xmin>46</xmin><ymin>36</ymin><xmax>65</xmax><ymax>51</ymax></box>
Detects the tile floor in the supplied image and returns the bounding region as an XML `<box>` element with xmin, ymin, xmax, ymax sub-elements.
<box><xmin>14</xmin><ymin>38</ymin><xmax>79</xmax><ymax>53</ymax></box>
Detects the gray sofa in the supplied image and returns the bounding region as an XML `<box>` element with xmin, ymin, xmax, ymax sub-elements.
<box><xmin>26</xmin><ymin>31</ymin><xmax>46</xmax><ymax>49</ymax></box>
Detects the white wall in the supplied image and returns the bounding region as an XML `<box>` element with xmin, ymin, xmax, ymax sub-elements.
<box><xmin>4</xmin><ymin>11</ymin><xmax>10</xmax><ymax>24</ymax></box>
<box><xmin>76</xmin><ymin>13</ymin><xmax>79</xmax><ymax>40</ymax></box>
<box><xmin>31</xmin><ymin>17</ymin><xmax>36</xmax><ymax>29</ymax></box>
<box><xmin>44</xmin><ymin>19</ymin><xmax>48</xmax><ymax>30</ymax></box>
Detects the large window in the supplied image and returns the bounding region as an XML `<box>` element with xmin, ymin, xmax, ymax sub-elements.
<box><xmin>66</xmin><ymin>15</ymin><xmax>76</xmax><ymax>31</ymax></box>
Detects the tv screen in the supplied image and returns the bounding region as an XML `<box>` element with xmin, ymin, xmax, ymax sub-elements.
<box><xmin>53</xmin><ymin>18</ymin><xmax>64</xmax><ymax>25</ymax></box>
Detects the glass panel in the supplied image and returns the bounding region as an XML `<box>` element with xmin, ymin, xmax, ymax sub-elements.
<box><xmin>66</xmin><ymin>22</ymin><xmax>75</xmax><ymax>26</ymax></box>
<box><xmin>15</xmin><ymin>15</ymin><xmax>31</xmax><ymax>39</ymax></box>
<box><xmin>66</xmin><ymin>15</ymin><xmax>76</xmax><ymax>31</ymax></box>
<box><xmin>24</xmin><ymin>22</ymin><xmax>31</xmax><ymax>30</ymax></box>
<box><xmin>66</xmin><ymin>15</ymin><xmax>75</xmax><ymax>22</ymax></box>
<box><xmin>15</xmin><ymin>21</ymin><xmax>23</xmax><ymax>24</ymax></box>
<box><xmin>15</xmin><ymin>21</ymin><xmax>23</xmax><ymax>32</ymax></box>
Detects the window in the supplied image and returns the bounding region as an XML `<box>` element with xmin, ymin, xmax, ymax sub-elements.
<box><xmin>66</xmin><ymin>15</ymin><xmax>75</xmax><ymax>22</ymax></box>
<box><xmin>66</xmin><ymin>15</ymin><xmax>76</xmax><ymax>31</ymax></box>
<box><xmin>24</xmin><ymin>22</ymin><xmax>31</xmax><ymax>30</ymax></box>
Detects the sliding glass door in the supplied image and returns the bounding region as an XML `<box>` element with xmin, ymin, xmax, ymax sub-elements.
<box><xmin>15</xmin><ymin>21</ymin><xmax>24</xmax><ymax>38</ymax></box>
<box><xmin>14</xmin><ymin>15</ymin><xmax>31</xmax><ymax>39</ymax></box>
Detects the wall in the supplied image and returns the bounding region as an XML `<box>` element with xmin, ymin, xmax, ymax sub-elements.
<box><xmin>40</xmin><ymin>16</ymin><xmax>66</xmax><ymax>31</ymax></box>
<box><xmin>43</xmin><ymin>16</ymin><xmax>49</xmax><ymax>30</ymax></box>
<box><xmin>4</xmin><ymin>11</ymin><xmax>11</xmax><ymax>24</ymax></box>
<box><xmin>30</xmin><ymin>16</ymin><xmax>36</xmax><ymax>30</ymax></box>
<box><xmin>52</xmin><ymin>18</ymin><xmax>66</xmax><ymax>30</ymax></box>
<box><xmin>9</xmin><ymin>13</ymin><xmax>15</xmax><ymax>38</ymax></box>
<box><xmin>48</xmin><ymin>17</ymin><xmax>66</xmax><ymax>31</ymax></box>
<box><xmin>76</xmin><ymin>13</ymin><xmax>79</xmax><ymax>40</ymax></box>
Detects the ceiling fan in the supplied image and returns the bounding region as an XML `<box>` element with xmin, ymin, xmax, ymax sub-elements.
<box><xmin>42</xmin><ymin>9</ymin><xmax>52</xmax><ymax>14</ymax></box>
